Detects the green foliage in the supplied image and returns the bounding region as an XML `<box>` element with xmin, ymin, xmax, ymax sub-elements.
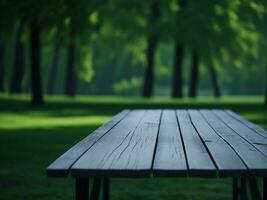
<box><xmin>0</xmin><ymin>0</ymin><xmax>266</xmax><ymax>96</ymax></box>
<box><xmin>79</xmin><ymin>46</ymin><xmax>94</xmax><ymax>83</ymax></box>
<box><xmin>113</xmin><ymin>76</ymin><xmax>142</xmax><ymax>96</ymax></box>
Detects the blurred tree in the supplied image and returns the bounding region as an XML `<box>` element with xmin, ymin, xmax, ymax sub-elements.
<box><xmin>262</xmin><ymin>6</ymin><xmax>267</xmax><ymax>106</ymax></box>
<box><xmin>0</xmin><ymin>0</ymin><xmax>17</xmax><ymax>92</ymax></box>
<box><xmin>30</xmin><ymin>20</ymin><xmax>43</xmax><ymax>105</ymax></box>
<box><xmin>12</xmin><ymin>0</ymin><xmax>65</xmax><ymax>104</ymax></box>
<box><xmin>207</xmin><ymin>60</ymin><xmax>221</xmax><ymax>98</ymax></box>
<box><xmin>95</xmin><ymin>0</ymin><xmax>157</xmax><ymax>96</ymax></box>
<box><xmin>63</xmin><ymin>0</ymin><xmax>98</xmax><ymax>97</ymax></box>
<box><xmin>0</xmin><ymin>0</ymin><xmax>266</xmax><ymax>99</ymax></box>
<box><xmin>143</xmin><ymin>1</ymin><xmax>160</xmax><ymax>97</ymax></box>
<box><xmin>20</xmin><ymin>0</ymin><xmax>65</xmax><ymax>104</ymax></box>
<box><xmin>64</xmin><ymin>19</ymin><xmax>77</xmax><ymax>96</ymax></box>
<box><xmin>184</xmin><ymin>0</ymin><xmax>264</xmax><ymax>98</ymax></box>
<box><xmin>188</xmin><ymin>50</ymin><xmax>199</xmax><ymax>98</ymax></box>
<box><xmin>0</xmin><ymin>42</ymin><xmax>4</xmax><ymax>92</ymax></box>
<box><xmin>172</xmin><ymin>42</ymin><xmax>184</xmax><ymax>97</ymax></box>
<box><xmin>10</xmin><ymin>23</ymin><xmax>25</xmax><ymax>93</ymax></box>
<box><xmin>265</xmin><ymin>63</ymin><xmax>267</xmax><ymax>106</ymax></box>
<box><xmin>47</xmin><ymin>29</ymin><xmax>62</xmax><ymax>95</ymax></box>
<box><xmin>172</xmin><ymin>0</ymin><xmax>186</xmax><ymax>98</ymax></box>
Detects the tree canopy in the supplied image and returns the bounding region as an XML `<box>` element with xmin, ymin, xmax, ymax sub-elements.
<box><xmin>0</xmin><ymin>0</ymin><xmax>266</xmax><ymax>101</ymax></box>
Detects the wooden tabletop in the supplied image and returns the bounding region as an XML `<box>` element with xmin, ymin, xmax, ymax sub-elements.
<box><xmin>47</xmin><ymin>109</ymin><xmax>267</xmax><ymax>178</ymax></box>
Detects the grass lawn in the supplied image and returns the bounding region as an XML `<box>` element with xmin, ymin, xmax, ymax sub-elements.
<box><xmin>0</xmin><ymin>94</ymin><xmax>266</xmax><ymax>200</ymax></box>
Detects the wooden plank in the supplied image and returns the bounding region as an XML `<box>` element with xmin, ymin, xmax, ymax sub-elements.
<box><xmin>226</xmin><ymin>110</ymin><xmax>267</xmax><ymax>139</ymax></box>
<box><xmin>189</xmin><ymin>110</ymin><xmax>247</xmax><ymax>177</ymax></box>
<box><xmin>202</xmin><ymin>110</ymin><xmax>267</xmax><ymax>176</ymax></box>
<box><xmin>213</xmin><ymin>110</ymin><xmax>267</xmax><ymax>157</ymax></box>
<box><xmin>176</xmin><ymin>110</ymin><xmax>216</xmax><ymax>177</ymax></box>
<box><xmin>153</xmin><ymin>110</ymin><xmax>187</xmax><ymax>177</ymax></box>
<box><xmin>71</xmin><ymin>110</ymin><xmax>162</xmax><ymax>177</ymax></box>
<box><xmin>46</xmin><ymin>110</ymin><xmax>130</xmax><ymax>177</ymax></box>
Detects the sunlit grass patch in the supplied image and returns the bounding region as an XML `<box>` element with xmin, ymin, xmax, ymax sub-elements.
<box><xmin>0</xmin><ymin>113</ymin><xmax>110</xmax><ymax>130</ymax></box>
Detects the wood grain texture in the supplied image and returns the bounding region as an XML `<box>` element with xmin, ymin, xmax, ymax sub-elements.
<box><xmin>226</xmin><ymin>110</ymin><xmax>267</xmax><ymax>139</ymax></box>
<box><xmin>47</xmin><ymin>109</ymin><xmax>267</xmax><ymax>178</ymax></box>
<box><xmin>176</xmin><ymin>110</ymin><xmax>216</xmax><ymax>177</ymax></box>
<box><xmin>71</xmin><ymin>110</ymin><xmax>162</xmax><ymax>177</ymax></box>
<box><xmin>202</xmin><ymin>110</ymin><xmax>267</xmax><ymax>176</ymax></box>
<box><xmin>213</xmin><ymin>110</ymin><xmax>267</xmax><ymax>157</ymax></box>
<box><xmin>153</xmin><ymin>110</ymin><xmax>187</xmax><ymax>177</ymax></box>
<box><xmin>46</xmin><ymin>110</ymin><xmax>130</xmax><ymax>177</ymax></box>
<box><xmin>190</xmin><ymin>110</ymin><xmax>247</xmax><ymax>177</ymax></box>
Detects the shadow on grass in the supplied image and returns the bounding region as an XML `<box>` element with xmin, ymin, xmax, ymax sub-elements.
<box><xmin>0</xmin><ymin>125</ymin><xmax>97</xmax><ymax>200</ymax></box>
<box><xmin>0</xmin><ymin>124</ymin><xmax>233</xmax><ymax>200</ymax></box>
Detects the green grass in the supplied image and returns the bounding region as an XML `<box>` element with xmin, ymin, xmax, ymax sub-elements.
<box><xmin>0</xmin><ymin>94</ymin><xmax>266</xmax><ymax>200</ymax></box>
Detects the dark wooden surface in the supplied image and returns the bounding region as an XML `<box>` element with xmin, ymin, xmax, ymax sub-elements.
<box><xmin>176</xmin><ymin>110</ymin><xmax>216</xmax><ymax>177</ymax></box>
<box><xmin>190</xmin><ymin>110</ymin><xmax>247</xmax><ymax>177</ymax></box>
<box><xmin>46</xmin><ymin>110</ymin><xmax>130</xmax><ymax>177</ymax></box>
<box><xmin>213</xmin><ymin>110</ymin><xmax>267</xmax><ymax>157</ymax></box>
<box><xmin>201</xmin><ymin>110</ymin><xmax>267</xmax><ymax>176</ymax></box>
<box><xmin>226</xmin><ymin>110</ymin><xmax>267</xmax><ymax>139</ymax></box>
<box><xmin>71</xmin><ymin>110</ymin><xmax>161</xmax><ymax>177</ymax></box>
<box><xmin>153</xmin><ymin>110</ymin><xmax>187</xmax><ymax>176</ymax></box>
<box><xmin>47</xmin><ymin>109</ymin><xmax>267</xmax><ymax>178</ymax></box>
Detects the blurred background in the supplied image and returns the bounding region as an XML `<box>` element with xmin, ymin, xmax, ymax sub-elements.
<box><xmin>0</xmin><ymin>0</ymin><xmax>266</xmax><ymax>101</ymax></box>
<box><xmin>0</xmin><ymin>0</ymin><xmax>267</xmax><ymax>199</ymax></box>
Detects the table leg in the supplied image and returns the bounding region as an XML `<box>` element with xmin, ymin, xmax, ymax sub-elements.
<box><xmin>240</xmin><ymin>178</ymin><xmax>248</xmax><ymax>200</ymax></box>
<box><xmin>103</xmin><ymin>178</ymin><xmax>110</xmax><ymax>200</ymax></box>
<box><xmin>264</xmin><ymin>178</ymin><xmax>267</xmax><ymax>200</ymax></box>
<box><xmin>90</xmin><ymin>178</ymin><xmax>102</xmax><ymax>200</ymax></box>
<box><xmin>232</xmin><ymin>178</ymin><xmax>238</xmax><ymax>200</ymax></box>
<box><xmin>76</xmin><ymin>178</ymin><xmax>89</xmax><ymax>200</ymax></box>
<box><xmin>248</xmin><ymin>177</ymin><xmax>261</xmax><ymax>200</ymax></box>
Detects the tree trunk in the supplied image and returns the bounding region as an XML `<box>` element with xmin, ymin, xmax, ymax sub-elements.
<box><xmin>47</xmin><ymin>38</ymin><xmax>61</xmax><ymax>95</ymax></box>
<box><xmin>188</xmin><ymin>50</ymin><xmax>199</xmax><ymax>98</ymax></box>
<box><xmin>30</xmin><ymin>21</ymin><xmax>43</xmax><ymax>105</ymax></box>
<box><xmin>208</xmin><ymin>62</ymin><xmax>221</xmax><ymax>98</ymax></box>
<box><xmin>142</xmin><ymin>38</ymin><xmax>157</xmax><ymax>97</ymax></box>
<box><xmin>0</xmin><ymin>43</ymin><xmax>5</xmax><ymax>92</ymax></box>
<box><xmin>172</xmin><ymin>42</ymin><xmax>184</xmax><ymax>98</ymax></box>
<box><xmin>64</xmin><ymin>27</ymin><xmax>77</xmax><ymax>97</ymax></box>
<box><xmin>171</xmin><ymin>0</ymin><xmax>186</xmax><ymax>98</ymax></box>
<box><xmin>179</xmin><ymin>0</ymin><xmax>186</xmax><ymax>6</ymax></box>
<box><xmin>10</xmin><ymin>24</ymin><xmax>25</xmax><ymax>93</ymax></box>
<box><xmin>142</xmin><ymin>2</ymin><xmax>160</xmax><ymax>98</ymax></box>
<box><xmin>265</xmin><ymin>63</ymin><xmax>267</xmax><ymax>106</ymax></box>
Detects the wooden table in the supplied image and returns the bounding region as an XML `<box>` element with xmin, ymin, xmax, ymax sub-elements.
<box><xmin>47</xmin><ymin>109</ymin><xmax>267</xmax><ymax>200</ymax></box>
